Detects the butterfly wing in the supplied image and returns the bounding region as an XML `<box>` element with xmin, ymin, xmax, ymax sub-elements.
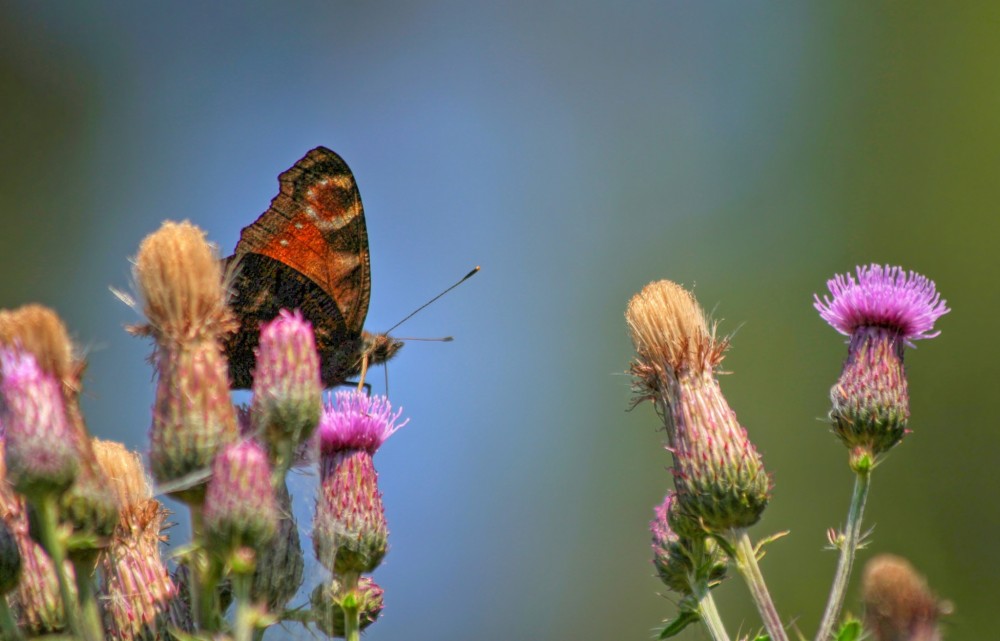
<box><xmin>225</xmin><ymin>147</ymin><xmax>372</xmax><ymax>389</ymax></box>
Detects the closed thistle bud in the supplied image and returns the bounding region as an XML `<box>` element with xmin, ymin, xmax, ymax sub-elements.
<box><xmin>251</xmin><ymin>309</ymin><xmax>322</xmax><ymax>463</ymax></box>
<box><xmin>150</xmin><ymin>341</ymin><xmax>239</xmax><ymax>503</ymax></box>
<box><xmin>310</xmin><ymin>576</ymin><xmax>384</xmax><ymax>638</ymax></box>
<box><xmin>203</xmin><ymin>440</ymin><xmax>278</xmax><ymax>554</ymax></box>
<box><xmin>313</xmin><ymin>391</ymin><xmax>406</xmax><ymax>575</ymax></box>
<box><xmin>815</xmin><ymin>265</ymin><xmax>949</xmax><ymax>465</ymax></box>
<box><xmin>626</xmin><ymin>281</ymin><xmax>769</xmax><ymax>532</ymax></box>
<box><xmin>862</xmin><ymin>554</ymin><xmax>947</xmax><ymax>641</ymax></box>
<box><xmin>652</xmin><ymin>492</ymin><xmax>728</xmax><ymax>595</ymax></box>
<box><xmin>0</xmin><ymin>518</ymin><xmax>21</xmax><ymax>595</ymax></box>
<box><xmin>0</xmin><ymin>349</ymin><xmax>79</xmax><ymax>500</ymax></box>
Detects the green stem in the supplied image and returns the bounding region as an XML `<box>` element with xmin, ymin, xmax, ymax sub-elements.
<box><xmin>36</xmin><ymin>497</ymin><xmax>85</xmax><ymax>640</ymax></box>
<box><xmin>0</xmin><ymin>597</ymin><xmax>25</xmax><ymax>641</ymax></box>
<box><xmin>188</xmin><ymin>505</ymin><xmax>221</xmax><ymax>632</ymax></box>
<box><xmin>233</xmin><ymin>571</ymin><xmax>253</xmax><ymax>641</ymax></box>
<box><xmin>814</xmin><ymin>468</ymin><xmax>871</xmax><ymax>641</ymax></box>
<box><xmin>341</xmin><ymin>571</ymin><xmax>361</xmax><ymax>641</ymax></box>
<box><xmin>72</xmin><ymin>557</ymin><xmax>106</xmax><ymax>641</ymax></box>
<box><xmin>691</xmin><ymin>580</ymin><xmax>730</xmax><ymax>641</ymax></box>
<box><xmin>730</xmin><ymin>529</ymin><xmax>788</xmax><ymax>641</ymax></box>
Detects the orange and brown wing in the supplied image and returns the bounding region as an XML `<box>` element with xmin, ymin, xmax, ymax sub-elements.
<box><xmin>234</xmin><ymin>146</ymin><xmax>371</xmax><ymax>333</ymax></box>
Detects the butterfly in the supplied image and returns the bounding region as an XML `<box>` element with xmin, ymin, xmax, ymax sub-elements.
<box><xmin>224</xmin><ymin>147</ymin><xmax>402</xmax><ymax>389</ymax></box>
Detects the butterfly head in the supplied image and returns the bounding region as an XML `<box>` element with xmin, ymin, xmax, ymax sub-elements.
<box><xmin>361</xmin><ymin>331</ymin><xmax>404</xmax><ymax>368</ymax></box>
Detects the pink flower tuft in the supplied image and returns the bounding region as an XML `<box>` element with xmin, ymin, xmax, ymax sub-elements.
<box><xmin>318</xmin><ymin>390</ymin><xmax>407</xmax><ymax>455</ymax></box>
<box><xmin>814</xmin><ymin>265</ymin><xmax>949</xmax><ymax>343</ymax></box>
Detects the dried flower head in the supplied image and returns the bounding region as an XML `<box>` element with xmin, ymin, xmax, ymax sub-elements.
<box><xmin>132</xmin><ymin>220</ymin><xmax>235</xmax><ymax>344</ymax></box>
<box><xmin>92</xmin><ymin>439</ymin><xmax>191</xmax><ymax>640</ymax></box>
<box><xmin>863</xmin><ymin>554</ymin><xmax>947</xmax><ymax>641</ymax></box>
<box><xmin>815</xmin><ymin>265</ymin><xmax>948</xmax><ymax>463</ymax></box>
<box><xmin>626</xmin><ymin>280</ymin><xmax>769</xmax><ymax>531</ymax></box>
<box><xmin>0</xmin><ymin>304</ymin><xmax>76</xmax><ymax>392</ymax></box>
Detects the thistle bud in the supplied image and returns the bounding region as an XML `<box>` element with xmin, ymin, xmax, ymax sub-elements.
<box><xmin>0</xmin><ymin>348</ymin><xmax>79</xmax><ymax>500</ymax></box>
<box><xmin>815</xmin><ymin>265</ymin><xmax>948</xmax><ymax>463</ymax></box>
<box><xmin>250</xmin><ymin>309</ymin><xmax>322</xmax><ymax>462</ymax></box>
<box><xmin>150</xmin><ymin>341</ymin><xmax>239</xmax><ymax>503</ymax></box>
<box><xmin>310</xmin><ymin>576</ymin><xmax>384</xmax><ymax>638</ymax></box>
<box><xmin>203</xmin><ymin>441</ymin><xmax>278</xmax><ymax>554</ymax></box>
<box><xmin>862</xmin><ymin>554</ymin><xmax>947</xmax><ymax>641</ymax></box>
<box><xmin>626</xmin><ymin>281</ymin><xmax>769</xmax><ymax>531</ymax></box>
<box><xmin>651</xmin><ymin>492</ymin><xmax>727</xmax><ymax>594</ymax></box>
<box><xmin>313</xmin><ymin>391</ymin><xmax>406</xmax><ymax>574</ymax></box>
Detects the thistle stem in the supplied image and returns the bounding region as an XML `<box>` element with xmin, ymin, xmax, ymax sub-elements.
<box><xmin>692</xmin><ymin>580</ymin><xmax>730</xmax><ymax>641</ymax></box>
<box><xmin>730</xmin><ymin>528</ymin><xmax>788</xmax><ymax>641</ymax></box>
<box><xmin>72</xmin><ymin>557</ymin><xmax>106</xmax><ymax>641</ymax></box>
<box><xmin>36</xmin><ymin>497</ymin><xmax>86</xmax><ymax>640</ymax></box>
<box><xmin>814</xmin><ymin>468</ymin><xmax>871</xmax><ymax>641</ymax></box>
<box><xmin>0</xmin><ymin>596</ymin><xmax>25</xmax><ymax>641</ymax></box>
<box><xmin>341</xmin><ymin>571</ymin><xmax>361</xmax><ymax>641</ymax></box>
<box><xmin>233</xmin><ymin>571</ymin><xmax>253</xmax><ymax>641</ymax></box>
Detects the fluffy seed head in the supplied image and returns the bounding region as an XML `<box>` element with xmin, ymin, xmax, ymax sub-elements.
<box><xmin>133</xmin><ymin>220</ymin><xmax>235</xmax><ymax>344</ymax></box>
<box><xmin>0</xmin><ymin>304</ymin><xmax>76</xmax><ymax>391</ymax></box>
<box><xmin>814</xmin><ymin>265</ymin><xmax>949</xmax><ymax>344</ymax></box>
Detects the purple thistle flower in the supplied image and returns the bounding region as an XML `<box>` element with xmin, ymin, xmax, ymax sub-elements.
<box><xmin>815</xmin><ymin>265</ymin><xmax>948</xmax><ymax>463</ymax></box>
<box><xmin>318</xmin><ymin>390</ymin><xmax>408</xmax><ymax>456</ymax></box>
<box><xmin>814</xmin><ymin>265</ymin><xmax>949</xmax><ymax>344</ymax></box>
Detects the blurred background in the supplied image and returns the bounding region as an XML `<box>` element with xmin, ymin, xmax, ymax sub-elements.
<box><xmin>1</xmin><ymin>3</ymin><xmax>994</xmax><ymax>639</ymax></box>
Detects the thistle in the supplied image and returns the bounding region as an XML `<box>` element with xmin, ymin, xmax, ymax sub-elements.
<box><xmin>131</xmin><ymin>221</ymin><xmax>239</xmax><ymax>503</ymax></box>
<box><xmin>313</xmin><ymin>390</ymin><xmax>407</xmax><ymax>576</ymax></box>
<box><xmin>0</xmin><ymin>348</ymin><xmax>79</xmax><ymax>501</ymax></box>
<box><xmin>814</xmin><ymin>265</ymin><xmax>949</xmax><ymax>465</ymax></box>
<box><xmin>202</xmin><ymin>440</ymin><xmax>278</xmax><ymax>555</ymax></box>
<box><xmin>250</xmin><ymin>308</ymin><xmax>322</xmax><ymax>479</ymax></box>
<box><xmin>93</xmin><ymin>439</ymin><xmax>191</xmax><ymax>641</ymax></box>
<box><xmin>626</xmin><ymin>280</ymin><xmax>769</xmax><ymax>531</ymax></box>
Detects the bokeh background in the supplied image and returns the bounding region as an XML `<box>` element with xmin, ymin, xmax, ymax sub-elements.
<box><xmin>1</xmin><ymin>3</ymin><xmax>994</xmax><ymax>640</ymax></box>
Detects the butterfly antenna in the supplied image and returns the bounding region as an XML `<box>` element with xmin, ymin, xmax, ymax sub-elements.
<box><xmin>385</xmin><ymin>265</ymin><xmax>480</xmax><ymax>334</ymax></box>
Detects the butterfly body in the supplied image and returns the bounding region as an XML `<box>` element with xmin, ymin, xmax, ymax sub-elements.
<box><xmin>224</xmin><ymin>147</ymin><xmax>402</xmax><ymax>389</ymax></box>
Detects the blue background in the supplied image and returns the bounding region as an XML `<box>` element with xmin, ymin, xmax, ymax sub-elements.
<box><xmin>2</xmin><ymin>3</ymin><xmax>995</xmax><ymax>639</ymax></box>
